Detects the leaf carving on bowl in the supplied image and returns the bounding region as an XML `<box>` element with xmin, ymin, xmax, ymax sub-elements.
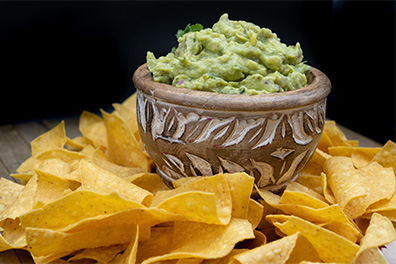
<box><xmin>192</xmin><ymin>117</ymin><xmax>234</xmax><ymax>144</ymax></box>
<box><xmin>276</xmin><ymin>149</ymin><xmax>309</xmax><ymax>185</ymax></box>
<box><xmin>218</xmin><ymin>157</ymin><xmax>245</xmax><ymax>173</ymax></box>
<box><xmin>250</xmin><ymin>158</ymin><xmax>275</xmax><ymax>188</ymax></box>
<box><xmin>220</xmin><ymin>118</ymin><xmax>264</xmax><ymax>147</ymax></box>
<box><xmin>251</xmin><ymin>114</ymin><xmax>284</xmax><ymax>150</ymax></box>
<box><xmin>186</xmin><ymin>152</ymin><xmax>213</xmax><ymax>176</ymax></box>
<box><xmin>270</xmin><ymin>147</ymin><xmax>295</xmax><ymax>160</ymax></box>
<box><xmin>138</xmin><ymin>94</ymin><xmax>325</xmax><ymax>149</ymax></box>
<box><xmin>163</xmin><ymin>153</ymin><xmax>188</xmax><ymax>177</ymax></box>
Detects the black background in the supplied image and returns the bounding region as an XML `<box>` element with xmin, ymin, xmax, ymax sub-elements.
<box><xmin>0</xmin><ymin>1</ymin><xmax>394</xmax><ymax>144</ymax></box>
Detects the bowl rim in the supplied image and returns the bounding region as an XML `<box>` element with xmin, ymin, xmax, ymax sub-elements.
<box><xmin>133</xmin><ymin>63</ymin><xmax>331</xmax><ymax>112</ymax></box>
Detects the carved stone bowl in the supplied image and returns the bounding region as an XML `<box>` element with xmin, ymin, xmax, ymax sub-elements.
<box><xmin>133</xmin><ymin>64</ymin><xmax>331</xmax><ymax>191</ymax></box>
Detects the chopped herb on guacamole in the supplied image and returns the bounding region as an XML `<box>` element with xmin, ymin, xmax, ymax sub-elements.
<box><xmin>147</xmin><ymin>13</ymin><xmax>310</xmax><ymax>95</ymax></box>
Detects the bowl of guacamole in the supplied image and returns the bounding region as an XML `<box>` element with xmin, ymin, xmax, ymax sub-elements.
<box><xmin>133</xmin><ymin>14</ymin><xmax>331</xmax><ymax>191</ymax></box>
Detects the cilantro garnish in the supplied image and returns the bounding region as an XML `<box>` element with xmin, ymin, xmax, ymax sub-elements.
<box><xmin>171</xmin><ymin>23</ymin><xmax>203</xmax><ymax>53</ymax></box>
<box><xmin>176</xmin><ymin>23</ymin><xmax>203</xmax><ymax>38</ymax></box>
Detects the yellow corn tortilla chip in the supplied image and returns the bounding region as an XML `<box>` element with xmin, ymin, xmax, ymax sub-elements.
<box><xmin>141</xmin><ymin>218</ymin><xmax>254</xmax><ymax>264</ymax></box>
<box><xmin>280</xmin><ymin>190</ymin><xmax>329</xmax><ymax>209</ymax></box>
<box><xmin>26</xmin><ymin>223</ymin><xmax>138</xmax><ymax>257</ymax></box>
<box><xmin>92</xmin><ymin>148</ymin><xmax>145</xmax><ymax>178</ymax></box>
<box><xmin>324</xmin><ymin>156</ymin><xmax>368</xmax><ymax>218</ymax></box>
<box><xmin>352</xmin><ymin>213</ymin><xmax>396</xmax><ymax>263</ymax></box>
<box><xmin>319</xmin><ymin>220</ymin><xmax>362</xmax><ymax>243</ymax></box>
<box><xmin>36</xmin><ymin>148</ymin><xmax>86</xmax><ymax>163</ymax></box>
<box><xmin>152</xmin><ymin>174</ymin><xmax>232</xmax><ymax>225</ymax></box>
<box><xmin>107</xmin><ymin>226</ymin><xmax>139</xmax><ymax>264</ymax></box>
<box><xmin>0</xmin><ymin>174</ymin><xmax>38</xmax><ymax>223</ymax></box>
<box><xmin>351</xmin><ymin>147</ymin><xmax>382</xmax><ymax>168</ymax></box>
<box><xmin>323</xmin><ymin>120</ymin><xmax>350</xmax><ymax>147</ymax></box>
<box><xmin>317</xmin><ymin>130</ymin><xmax>332</xmax><ymax>153</ymax></box>
<box><xmin>269</xmin><ymin>215</ymin><xmax>360</xmax><ymax>263</ymax></box>
<box><xmin>247</xmin><ymin>199</ymin><xmax>263</xmax><ymax>230</ymax></box>
<box><xmin>173</xmin><ymin>172</ymin><xmax>254</xmax><ymax>220</ymax></box>
<box><xmin>257</xmin><ymin>188</ymin><xmax>360</xmax><ymax>242</ymax></box>
<box><xmin>300</xmin><ymin>148</ymin><xmax>331</xmax><ymax>176</ymax></box>
<box><xmin>229</xmin><ymin>232</ymin><xmax>320</xmax><ymax>264</ymax></box>
<box><xmin>101</xmin><ymin>110</ymin><xmax>150</xmax><ymax>171</ymax></box>
<box><xmin>0</xmin><ymin>233</ymin><xmax>14</xmax><ymax>252</ymax></box>
<box><xmin>284</xmin><ymin>181</ymin><xmax>328</xmax><ymax>204</ymax></box>
<box><xmin>57</xmin><ymin>208</ymin><xmax>180</xmax><ymax>234</ymax></box>
<box><xmin>154</xmin><ymin>191</ymin><xmax>224</xmax><ymax>224</ymax></box>
<box><xmin>136</xmin><ymin>226</ymin><xmax>174</xmax><ymax>263</ymax></box>
<box><xmin>34</xmin><ymin>169</ymin><xmax>69</xmax><ymax>206</ymax></box>
<box><xmin>320</xmin><ymin>172</ymin><xmax>336</xmax><ymax>204</ymax></box>
<box><xmin>372</xmin><ymin>140</ymin><xmax>396</xmax><ymax>173</ymax></box>
<box><xmin>325</xmin><ymin>157</ymin><xmax>396</xmax><ymax>219</ymax></box>
<box><xmin>223</xmin><ymin>172</ymin><xmax>255</xmax><ymax>218</ymax></box>
<box><xmin>236</xmin><ymin>229</ymin><xmax>267</xmax><ymax>250</ymax></box>
<box><xmin>65</xmin><ymin>135</ymin><xmax>86</xmax><ymax>151</ymax></box>
<box><xmin>328</xmin><ymin>146</ymin><xmax>382</xmax><ymax>168</ymax></box>
<box><xmin>366</xmin><ymin>192</ymin><xmax>396</xmax><ymax>213</ymax></box>
<box><xmin>68</xmin><ymin>244</ymin><xmax>127</xmax><ymax>263</ymax></box>
<box><xmin>328</xmin><ymin>146</ymin><xmax>355</xmax><ymax>157</ymax></box>
<box><xmin>0</xmin><ymin>178</ymin><xmax>24</xmax><ymax>215</ymax></box>
<box><xmin>79</xmin><ymin>110</ymin><xmax>108</xmax><ymax>150</ymax></box>
<box><xmin>347</xmin><ymin>140</ymin><xmax>359</xmax><ymax>147</ymax></box>
<box><xmin>297</xmin><ymin>174</ymin><xmax>322</xmax><ymax>194</ymax></box>
<box><xmin>125</xmin><ymin>172</ymin><xmax>170</xmax><ymax>194</ymax></box>
<box><xmin>3</xmin><ymin>218</ymin><xmax>26</xmax><ymax>248</ymax></box>
<box><xmin>113</xmin><ymin>102</ymin><xmax>140</xmax><ymax>140</ymax></box>
<box><xmin>31</xmin><ymin>121</ymin><xmax>66</xmax><ymax>157</ymax></box>
<box><xmin>36</xmin><ymin>158</ymin><xmax>71</xmax><ymax>178</ymax></box>
<box><xmin>79</xmin><ymin>159</ymin><xmax>153</xmax><ymax>206</ymax></box>
<box><xmin>19</xmin><ymin>190</ymin><xmax>144</xmax><ymax>230</ymax></box>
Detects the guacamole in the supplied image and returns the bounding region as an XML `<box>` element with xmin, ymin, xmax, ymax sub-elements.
<box><xmin>146</xmin><ymin>14</ymin><xmax>310</xmax><ymax>95</ymax></box>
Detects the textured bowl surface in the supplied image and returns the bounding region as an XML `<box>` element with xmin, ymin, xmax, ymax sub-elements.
<box><xmin>133</xmin><ymin>64</ymin><xmax>331</xmax><ymax>191</ymax></box>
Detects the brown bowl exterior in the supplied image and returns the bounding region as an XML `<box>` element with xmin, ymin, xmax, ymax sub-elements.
<box><xmin>133</xmin><ymin>64</ymin><xmax>331</xmax><ymax>191</ymax></box>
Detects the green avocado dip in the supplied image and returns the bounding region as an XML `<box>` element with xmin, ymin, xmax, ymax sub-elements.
<box><xmin>146</xmin><ymin>13</ymin><xmax>310</xmax><ymax>95</ymax></box>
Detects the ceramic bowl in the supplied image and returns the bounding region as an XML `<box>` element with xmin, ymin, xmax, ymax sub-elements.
<box><xmin>133</xmin><ymin>64</ymin><xmax>331</xmax><ymax>191</ymax></box>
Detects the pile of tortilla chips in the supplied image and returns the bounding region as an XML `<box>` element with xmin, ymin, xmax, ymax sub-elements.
<box><xmin>0</xmin><ymin>93</ymin><xmax>395</xmax><ymax>264</ymax></box>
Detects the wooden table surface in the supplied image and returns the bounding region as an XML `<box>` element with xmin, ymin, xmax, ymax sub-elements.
<box><xmin>0</xmin><ymin>117</ymin><xmax>388</xmax><ymax>263</ymax></box>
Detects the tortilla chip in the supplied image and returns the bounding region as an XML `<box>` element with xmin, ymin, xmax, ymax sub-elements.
<box><xmin>68</xmin><ymin>244</ymin><xmax>127</xmax><ymax>263</ymax></box>
<box><xmin>297</xmin><ymin>174</ymin><xmax>322</xmax><ymax>194</ymax></box>
<box><xmin>300</xmin><ymin>148</ymin><xmax>331</xmax><ymax>176</ymax></box>
<box><xmin>269</xmin><ymin>215</ymin><xmax>360</xmax><ymax>263</ymax></box>
<box><xmin>152</xmin><ymin>174</ymin><xmax>232</xmax><ymax>225</ymax></box>
<box><xmin>19</xmin><ymin>190</ymin><xmax>144</xmax><ymax>230</ymax></box>
<box><xmin>26</xmin><ymin>223</ymin><xmax>138</xmax><ymax>257</ymax></box>
<box><xmin>79</xmin><ymin>159</ymin><xmax>153</xmax><ymax>206</ymax></box>
<box><xmin>0</xmin><ymin>174</ymin><xmax>38</xmax><ymax>223</ymax></box>
<box><xmin>351</xmin><ymin>147</ymin><xmax>382</xmax><ymax>168</ymax></box>
<box><xmin>317</xmin><ymin>130</ymin><xmax>332</xmax><ymax>153</ymax></box>
<box><xmin>92</xmin><ymin>148</ymin><xmax>145</xmax><ymax>178</ymax></box>
<box><xmin>223</xmin><ymin>172</ymin><xmax>255</xmax><ymax>219</ymax></box>
<box><xmin>34</xmin><ymin>169</ymin><xmax>69</xmax><ymax>206</ymax></box>
<box><xmin>323</xmin><ymin>120</ymin><xmax>350</xmax><ymax>147</ymax></box>
<box><xmin>372</xmin><ymin>140</ymin><xmax>396</xmax><ymax>173</ymax></box>
<box><xmin>0</xmin><ymin>178</ymin><xmax>24</xmax><ymax>215</ymax></box>
<box><xmin>352</xmin><ymin>213</ymin><xmax>396</xmax><ymax>263</ymax></box>
<box><xmin>102</xmin><ymin>110</ymin><xmax>150</xmax><ymax>171</ymax></box>
<box><xmin>141</xmin><ymin>218</ymin><xmax>254</xmax><ymax>264</ymax></box>
<box><xmin>79</xmin><ymin>110</ymin><xmax>108</xmax><ymax>150</ymax></box>
<box><xmin>247</xmin><ymin>199</ymin><xmax>263</xmax><ymax>230</ymax></box>
<box><xmin>229</xmin><ymin>232</ymin><xmax>320</xmax><ymax>264</ymax></box>
<box><xmin>324</xmin><ymin>156</ymin><xmax>368</xmax><ymax>218</ymax></box>
<box><xmin>107</xmin><ymin>226</ymin><xmax>139</xmax><ymax>264</ymax></box>
<box><xmin>31</xmin><ymin>121</ymin><xmax>66</xmax><ymax>157</ymax></box>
